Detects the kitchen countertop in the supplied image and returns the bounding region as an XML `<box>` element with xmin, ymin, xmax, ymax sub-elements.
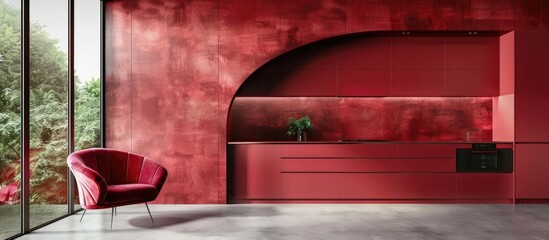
<box><xmin>228</xmin><ymin>141</ymin><xmax>514</xmax><ymax>145</ymax></box>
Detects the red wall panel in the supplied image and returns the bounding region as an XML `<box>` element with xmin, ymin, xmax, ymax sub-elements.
<box><xmin>105</xmin><ymin>1</ymin><xmax>132</xmax><ymax>151</ymax></box>
<box><xmin>462</xmin><ymin>0</ymin><xmax>515</xmax><ymax>30</ymax></box>
<box><xmin>515</xmin><ymin>31</ymin><xmax>549</xmax><ymax>142</ymax></box>
<box><xmin>105</xmin><ymin>0</ymin><xmax>549</xmax><ymax>203</ymax></box>
<box><xmin>280</xmin><ymin>0</ymin><xmax>345</xmax><ymax>50</ymax></box>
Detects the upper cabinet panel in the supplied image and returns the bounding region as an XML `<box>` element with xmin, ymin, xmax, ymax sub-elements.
<box><xmin>338</xmin><ymin>69</ymin><xmax>391</xmax><ymax>96</ymax></box>
<box><xmin>445</xmin><ymin>37</ymin><xmax>499</xmax><ymax>69</ymax></box>
<box><xmin>283</xmin><ymin>44</ymin><xmax>338</xmax><ymax>70</ymax></box>
<box><xmin>392</xmin><ymin>36</ymin><xmax>445</xmax><ymax>69</ymax></box>
<box><xmin>392</xmin><ymin>70</ymin><xmax>445</xmax><ymax>96</ymax></box>
<box><xmin>281</xmin><ymin>69</ymin><xmax>337</xmax><ymax>96</ymax></box>
<box><xmin>444</xmin><ymin>69</ymin><xmax>499</xmax><ymax>96</ymax></box>
<box><xmin>339</xmin><ymin>37</ymin><xmax>391</xmax><ymax>69</ymax></box>
<box><xmin>236</xmin><ymin>33</ymin><xmax>500</xmax><ymax>97</ymax></box>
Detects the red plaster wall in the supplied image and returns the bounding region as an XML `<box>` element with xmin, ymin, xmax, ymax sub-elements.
<box><xmin>105</xmin><ymin>0</ymin><xmax>549</xmax><ymax>204</ymax></box>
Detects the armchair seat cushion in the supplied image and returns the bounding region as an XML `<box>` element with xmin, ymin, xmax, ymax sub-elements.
<box><xmin>104</xmin><ymin>184</ymin><xmax>157</xmax><ymax>206</ymax></box>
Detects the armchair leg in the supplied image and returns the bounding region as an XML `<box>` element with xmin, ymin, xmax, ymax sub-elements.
<box><xmin>111</xmin><ymin>207</ymin><xmax>114</xmax><ymax>229</ymax></box>
<box><xmin>145</xmin><ymin>203</ymin><xmax>154</xmax><ymax>223</ymax></box>
<box><xmin>80</xmin><ymin>209</ymin><xmax>86</xmax><ymax>222</ymax></box>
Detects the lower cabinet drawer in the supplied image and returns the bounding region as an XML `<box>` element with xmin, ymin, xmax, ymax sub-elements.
<box><xmin>340</xmin><ymin>173</ymin><xmax>398</xmax><ymax>199</ymax></box>
<box><xmin>457</xmin><ymin>173</ymin><xmax>513</xmax><ymax>199</ymax></box>
<box><xmin>397</xmin><ymin>158</ymin><xmax>455</xmax><ymax>172</ymax></box>
<box><xmin>281</xmin><ymin>158</ymin><xmax>339</xmax><ymax>172</ymax></box>
<box><xmin>281</xmin><ymin>173</ymin><xmax>339</xmax><ymax>199</ymax></box>
<box><xmin>340</xmin><ymin>159</ymin><xmax>397</xmax><ymax>172</ymax></box>
<box><xmin>397</xmin><ymin>173</ymin><xmax>457</xmax><ymax>199</ymax></box>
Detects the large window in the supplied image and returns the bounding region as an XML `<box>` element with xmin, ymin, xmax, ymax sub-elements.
<box><xmin>74</xmin><ymin>0</ymin><xmax>101</xmax><ymax>210</ymax></box>
<box><xmin>75</xmin><ymin>0</ymin><xmax>100</xmax><ymax>151</ymax></box>
<box><xmin>29</xmin><ymin>0</ymin><xmax>69</xmax><ymax>228</ymax></box>
<box><xmin>0</xmin><ymin>0</ymin><xmax>22</xmax><ymax>238</ymax></box>
<box><xmin>0</xmin><ymin>0</ymin><xmax>101</xmax><ymax>238</ymax></box>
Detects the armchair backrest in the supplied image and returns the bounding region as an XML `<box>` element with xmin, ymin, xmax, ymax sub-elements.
<box><xmin>68</xmin><ymin>148</ymin><xmax>165</xmax><ymax>185</ymax></box>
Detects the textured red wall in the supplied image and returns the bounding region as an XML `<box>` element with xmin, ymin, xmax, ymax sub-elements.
<box><xmin>105</xmin><ymin>0</ymin><xmax>549</xmax><ymax>203</ymax></box>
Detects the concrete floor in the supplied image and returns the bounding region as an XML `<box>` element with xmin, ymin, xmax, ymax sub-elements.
<box><xmin>14</xmin><ymin>204</ymin><xmax>549</xmax><ymax>240</ymax></box>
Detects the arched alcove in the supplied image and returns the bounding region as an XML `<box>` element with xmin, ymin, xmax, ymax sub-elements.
<box><xmin>228</xmin><ymin>31</ymin><xmax>502</xmax><ymax>143</ymax></box>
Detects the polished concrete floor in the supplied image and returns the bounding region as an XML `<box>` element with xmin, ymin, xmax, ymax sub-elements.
<box><xmin>15</xmin><ymin>204</ymin><xmax>549</xmax><ymax>240</ymax></box>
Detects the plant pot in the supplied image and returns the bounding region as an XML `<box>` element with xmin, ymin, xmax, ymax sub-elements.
<box><xmin>297</xmin><ymin>132</ymin><xmax>307</xmax><ymax>141</ymax></box>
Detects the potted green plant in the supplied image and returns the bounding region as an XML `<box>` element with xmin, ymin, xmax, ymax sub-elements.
<box><xmin>287</xmin><ymin>116</ymin><xmax>313</xmax><ymax>141</ymax></box>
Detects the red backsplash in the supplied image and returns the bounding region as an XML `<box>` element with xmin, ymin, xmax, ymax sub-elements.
<box><xmin>229</xmin><ymin>97</ymin><xmax>492</xmax><ymax>142</ymax></box>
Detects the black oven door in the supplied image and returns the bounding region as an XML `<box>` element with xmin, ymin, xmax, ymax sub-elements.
<box><xmin>456</xmin><ymin>149</ymin><xmax>513</xmax><ymax>173</ymax></box>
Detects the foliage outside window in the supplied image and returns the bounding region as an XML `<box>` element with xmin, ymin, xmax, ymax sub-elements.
<box><xmin>0</xmin><ymin>0</ymin><xmax>100</xmax><ymax>204</ymax></box>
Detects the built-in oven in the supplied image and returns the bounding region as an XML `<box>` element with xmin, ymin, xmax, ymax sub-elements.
<box><xmin>456</xmin><ymin>143</ymin><xmax>513</xmax><ymax>173</ymax></box>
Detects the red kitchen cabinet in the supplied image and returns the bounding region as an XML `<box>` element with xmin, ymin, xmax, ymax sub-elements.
<box><xmin>391</xmin><ymin>70</ymin><xmax>445</xmax><ymax>96</ymax></box>
<box><xmin>338</xmin><ymin>69</ymin><xmax>391</xmax><ymax>96</ymax></box>
<box><xmin>229</xmin><ymin>144</ymin><xmax>281</xmax><ymax>199</ymax></box>
<box><xmin>281</xmin><ymin>173</ymin><xmax>339</xmax><ymax>199</ymax></box>
<box><xmin>457</xmin><ymin>173</ymin><xmax>513</xmax><ymax>199</ymax></box>
<box><xmin>391</xmin><ymin>36</ymin><xmax>445</xmax><ymax>69</ymax></box>
<box><xmin>340</xmin><ymin>173</ymin><xmax>398</xmax><ymax>199</ymax></box>
<box><xmin>444</xmin><ymin>37</ymin><xmax>499</xmax><ymax>70</ymax></box>
<box><xmin>338</xmin><ymin>37</ymin><xmax>391</xmax><ymax>69</ymax></box>
<box><xmin>340</xmin><ymin>159</ymin><xmax>397</xmax><ymax>172</ymax></box>
<box><xmin>283</xmin><ymin>45</ymin><xmax>338</xmax><ymax>70</ymax></box>
<box><xmin>515</xmin><ymin>31</ymin><xmax>549</xmax><ymax>142</ymax></box>
<box><xmin>516</xmin><ymin>144</ymin><xmax>549</xmax><ymax>198</ymax></box>
<box><xmin>281</xmin><ymin>158</ymin><xmax>339</xmax><ymax>172</ymax></box>
<box><xmin>397</xmin><ymin>158</ymin><xmax>455</xmax><ymax>173</ymax></box>
<box><xmin>397</xmin><ymin>144</ymin><xmax>459</xmax><ymax>158</ymax></box>
<box><xmin>281</xmin><ymin>69</ymin><xmax>337</xmax><ymax>96</ymax></box>
<box><xmin>281</xmin><ymin>144</ymin><xmax>339</xmax><ymax>158</ymax></box>
<box><xmin>444</xmin><ymin>69</ymin><xmax>499</xmax><ymax>96</ymax></box>
<box><xmin>397</xmin><ymin>173</ymin><xmax>457</xmax><ymax>199</ymax></box>
<box><xmin>340</xmin><ymin>144</ymin><xmax>397</xmax><ymax>158</ymax></box>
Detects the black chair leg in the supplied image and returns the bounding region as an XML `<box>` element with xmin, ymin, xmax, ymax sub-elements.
<box><xmin>80</xmin><ymin>209</ymin><xmax>86</xmax><ymax>222</ymax></box>
<box><xmin>111</xmin><ymin>207</ymin><xmax>114</xmax><ymax>229</ymax></box>
<box><xmin>145</xmin><ymin>203</ymin><xmax>154</xmax><ymax>223</ymax></box>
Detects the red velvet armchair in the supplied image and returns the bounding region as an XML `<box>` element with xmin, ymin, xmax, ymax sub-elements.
<box><xmin>67</xmin><ymin>148</ymin><xmax>167</xmax><ymax>227</ymax></box>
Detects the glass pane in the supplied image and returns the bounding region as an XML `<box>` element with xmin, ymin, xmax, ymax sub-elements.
<box><xmin>29</xmin><ymin>0</ymin><xmax>69</xmax><ymax>228</ymax></box>
<box><xmin>0</xmin><ymin>0</ymin><xmax>22</xmax><ymax>238</ymax></box>
<box><xmin>74</xmin><ymin>0</ymin><xmax>100</xmax><ymax>211</ymax></box>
